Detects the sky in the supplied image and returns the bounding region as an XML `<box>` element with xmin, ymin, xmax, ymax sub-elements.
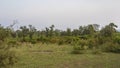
<box><xmin>0</xmin><ymin>0</ymin><xmax>120</xmax><ymax>30</ymax></box>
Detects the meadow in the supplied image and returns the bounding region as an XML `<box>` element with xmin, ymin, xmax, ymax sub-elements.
<box><xmin>11</xmin><ymin>43</ymin><xmax>120</xmax><ymax>68</ymax></box>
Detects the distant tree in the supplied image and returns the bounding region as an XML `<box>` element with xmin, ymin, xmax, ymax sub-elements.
<box><xmin>87</xmin><ymin>24</ymin><xmax>95</xmax><ymax>35</ymax></box>
<box><xmin>100</xmin><ymin>23</ymin><xmax>117</xmax><ymax>37</ymax></box>
<box><xmin>61</xmin><ymin>31</ymin><xmax>67</xmax><ymax>36</ymax></box>
<box><xmin>66</xmin><ymin>28</ymin><xmax>72</xmax><ymax>36</ymax></box>
<box><xmin>49</xmin><ymin>25</ymin><xmax>55</xmax><ymax>37</ymax></box>
<box><xmin>45</xmin><ymin>25</ymin><xmax>55</xmax><ymax>37</ymax></box>
<box><xmin>92</xmin><ymin>24</ymin><xmax>100</xmax><ymax>31</ymax></box>
<box><xmin>28</xmin><ymin>25</ymin><xmax>36</xmax><ymax>39</ymax></box>
<box><xmin>20</xmin><ymin>26</ymin><xmax>29</xmax><ymax>41</ymax></box>
<box><xmin>81</xmin><ymin>24</ymin><xmax>95</xmax><ymax>36</ymax></box>
<box><xmin>45</xmin><ymin>27</ymin><xmax>50</xmax><ymax>37</ymax></box>
<box><xmin>79</xmin><ymin>26</ymin><xmax>84</xmax><ymax>35</ymax></box>
<box><xmin>54</xmin><ymin>29</ymin><xmax>61</xmax><ymax>36</ymax></box>
<box><xmin>72</xmin><ymin>29</ymin><xmax>79</xmax><ymax>36</ymax></box>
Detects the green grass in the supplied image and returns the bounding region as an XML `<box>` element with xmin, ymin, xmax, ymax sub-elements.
<box><xmin>11</xmin><ymin>43</ymin><xmax>120</xmax><ymax>68</ymax></box>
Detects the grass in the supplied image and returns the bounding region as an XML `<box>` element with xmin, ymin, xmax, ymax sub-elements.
<box><xmin>11</xmin><ymin>43</ymin><xmax>120</xmax><ymax>68</ymax></box>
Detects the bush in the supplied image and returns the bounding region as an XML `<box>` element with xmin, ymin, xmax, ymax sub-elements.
<box><xmin>71</xmin><ymin>45</ymin><xmax>86</xmax><ymax>54</ymax></box>
<box><xmin>71</xmin><ymin>50</ymin><xmax>85</xmax><ymax>54</ymax></box>
<box><xmin>58</xmin><ymin>40</ymin><xmax>64</xmax><ymax>45</ymax></box>
<box><xmin>88</xmin><ymin>38</ymin><xmax>99</xmax><ymax>49</ymax></box>
<box><xmin>92</xmin><ymin>49</ymin><xmax>102</xmax><ymax>54</ymax></box>
<box><xmin>39</xmin><ymin>36</ymin><xmax>50</xmax><ymax>43</ymax></box>
<box><xmin>49</xmin><ymin>37</ymin><xmax>59</xmax><ymax>44</ymax></box>
<box><xmin>7</xmin><ymin>40</ymin><xmax>18</xmax><ymax>48</ymax></box>
<box><xmin>101</xmin><ymin>42</ymin><xmax>120</xmax><ymax>53</ymax></box>
<box><xmin>114</xmin><ymin>36</ymin><xmax>120</xmax><ymax>44</ymax></box>
<box><xmin>7</xmin><ymin>40</ymin><xmax>17</xmax><ymax>45</ymax></box>
<box><xmin>0</xmin><ymin>50</ymin><xmax>17</xmax><ymax>68</ymax></box>
<box><xmin>0</xmin><ymin>44</ymin><xmax>18</xmax><ymax>68</ymax></box>
<box><xmin>30</xmin><ymin>39</ymin><xmax>37</xmax><ymax>44</ymax></box>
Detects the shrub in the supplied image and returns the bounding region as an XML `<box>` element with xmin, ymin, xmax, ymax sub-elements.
<box><xmin>30</xmin><ymin>39</ymin><xmax>37</xmax><ymax>44</ymax></box>
<box><xmin>92</xmin><ymin>49</ymin><xmax>102</xmax><ymax>54</ymax></box>
<box><xmin>57</xmin><ymin>37</ymin><xmax>66</xmax><ymax>45</ymax></box>
<box><xmin>49</xmin><ymin>37</ymin><xmax>59</xmax><ymax>44</ymax></box>
<box><xmin>0</xmin><ymin>50</ymin><xmax>18</xmax><ymax>68</ymax></box>
<box><xmin>7</xmin><ymin>40</ymin><xmax>18</xmax><ymax>48</ymax></box>
<box><xmin>0</xmin><ymin>44</ymin><xmax>18</xmax><ymax>68</ymax></box>
<box><xmin>39</xmin><ymin>36</ymin><xmax>50</xmax><ymax>43</ymax></box>
<box><xmin>101</xmin><ymin>42</ymin><xmax>120</xmax><ymax>53</ymax></box>
<box><xmin>71</xmin><ymin>50</ymin><xmax>85</xmax><ymax>54</ymax></box>
<box><xmin>71</xmin><ymin>45</ymin><xmax>86</xmax><ymax>54</ymax></box>
<box><xmin>114</xmin><ymin>36</ymin><xmax>120</xmax><ymax>44</ymax></box>
<box><xmin>58</xmin><ymin>40</ymin><xmax>64</xmax><ymax>45</ymax></box>
<box><xmin>88</xmin><ymin>38</ymin><xmax>99</xmax><ymax>49</ymax></box>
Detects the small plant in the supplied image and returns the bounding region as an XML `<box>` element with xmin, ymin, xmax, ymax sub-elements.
<box><xmin>30</xmin><ymin>39</ymin><xmax>37</xmax><ymax>44</ymax></box>
<box><xmin>71</xmin><ymin>45</ymin><xmax>86</xmax><ymax>54</ymax></box>
<box><xmin>92</xmin><ymin>49</ymin><xmax>102</xmax><ymax>54</ymax></box>
<box><xmin>58</xmin><ymin>40</ymin><xmax>64</xmax><ymax>45</ymax></box>
<box><xmin>7</xmin><ymin>40</ymin><xmax>17</xmax><ymax>47</ymax></box>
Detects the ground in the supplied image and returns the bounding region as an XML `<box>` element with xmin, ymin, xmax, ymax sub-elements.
<box><xmin>12</xmin><ymin>43</ymin><xmax>120</xmax><ymax>68</ymax></box>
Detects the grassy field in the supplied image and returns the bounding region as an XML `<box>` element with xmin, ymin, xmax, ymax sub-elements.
<box><xmin>12</xmin><ymin>43</ymin><xmax>120</xmax><ymax>68</ymax></box>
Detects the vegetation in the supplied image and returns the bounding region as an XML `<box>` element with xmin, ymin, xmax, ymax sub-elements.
<box><xmin>0</xmin><ymin>25</ymin><xmax>18</xmax><ymax>68</ymax></box>
<box><xmin>12</xmin><ymin>44</ymin><xmax>120</xmax><ymax>68</ymax></box>
<box><xmin>0</xmin><ymin>22</ymin><xmax>120</xmax><ymax>68</ymax></box>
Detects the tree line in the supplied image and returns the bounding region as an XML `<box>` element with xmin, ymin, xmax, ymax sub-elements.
<box><xmin>0</xmin><ymin>23</ymin><xmax>120</xmax><ymax>45</ymax></box>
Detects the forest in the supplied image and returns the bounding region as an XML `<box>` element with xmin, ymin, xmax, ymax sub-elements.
<box><xmin>0</xmin><ymin>23</ymin><xmax>120</xmax><ymax>68</ymax></box>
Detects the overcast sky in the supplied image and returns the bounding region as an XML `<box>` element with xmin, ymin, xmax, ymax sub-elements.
<box><xmin>0</xmin><ymin>0</ymin><xmax>120</xmax><ymax>30</ymax></box>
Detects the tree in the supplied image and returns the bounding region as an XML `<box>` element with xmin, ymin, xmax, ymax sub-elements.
<box><xmin>45</xmin><ymin>25</ymin><xmax>55</xmax><ymax>37</ymax></box>
<box><xmin>66</xmin><ymin>28</ymin><xmax>72</xmax><ymax>36</ymax></box>
<box><xmin>54</xmin><ymin>29</ymin><xmax>61</xmax><ymax>36</ymax></box>
<box><xmin>92</xmin><ymin>24</ymin><xmax>100</xmax><ymax>31</ymax></box>
<box><xmin>49</xmin><ymin>25</ymin><xmax>55</xmax><ymax>37</ymax></box>
<box><xmin>81</xmin><ymin>24</ymin><xmax>95</xmax><ymax>36</ymax></box>
<box><xmin>79</xmin><ymin>26</ymin><xmax>84</xmax><ymax>35</ymax></box>
<box><xmin>0</xmin><ymin>24</ymin><xmax>9</xmax><ymax>41</ymax></box>
<box><xmin>72</xmin><ymin>29</ymin><xmax>79</xmax><ymax>36</ymax></box>
<box><xmin>20</xmin><ymin>26</ymin><xmax>29</xmax><ymax>41</ymax></box>
<box><xmin>45</xmin><ymin>27</ymin><xmax>50</xmax><ymax>37</ymax></box>
<box><xmin>100</xmin><ymin>23</ymin><xmax>117</xmax><ymax>37</ymax></box>
<box><xmin>87</xmin><ymin>24</ymin><xmax>95</xmax><ymax>35</ymax></box>
<box><xmin>28</xmin><ymin>25</ymin><xmax>36</xmax><ymax>39</ymax></box>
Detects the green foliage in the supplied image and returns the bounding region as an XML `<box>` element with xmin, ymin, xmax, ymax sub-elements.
<box><xmin>58</xmin><ymin>40</ymin><xmax>64</xmax><ymax>45</ymax></box>
<box><xmin>113</xmin><ymin>35</ymin><xmax>120</xmax><ymax>44</ymax></box>
<box><xmin>71</xmin><ymin>40</ymin><xmax>88</xmax><ymax>54</ymax></box>
<box><xmin>0</xmin><ymin>49</ymin><xmax>17</xmax><ymax>68</ymax></box>
<box><xmin>71</xmin><ymin>45</ymin><xmax>86</xmax><ymax>54</ymax></box>
<box><xmin>30</xmin><ymin>39</ymin><xmax>37</xmax><ymax>44</ymax></box>
<box><xmin>0</xmin><ymin>25</ymin><xmax>9</xmax><ymax>41</ymax></box>
<box><xmin>7</xmin><ymin>39</ymin><xmax>17</xmax><ymax>45</ymax></box>
<box><xmin>7</xmin><ymin>40</ymin><xmax>18</xmax><ymax>48</ymax></box>
<box><xmin>101</xmin><ymin>42</ymin><xmax>120</xmax><ymax>53</ymax></box>
<box><xmin>49</xmin><ymin>37</ymin><xmax>60</xmax><ymax>44</ymax></box>
<box><xmin>92</xmin><ymin>49</ymin><xmax>102</xmax><ymax>54</ymax></box>
<box><xmin>100</xmin><ymin>23</ymin><xmax>117</xmax><ymax>37</ymax></box>
<box><xmin>0</xmin><ymin>42</ymin><xmax>18</xmax><ymax>68</ymax></box>
<box><xmin>37</xmin><ymin>36</ymin><xmax>50</xmax><ymax>44</ymax></box>
<box><xmin>88</xmin><ymin>38</ymin><xmax>99</xmax><ymax>49</ymax></box>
